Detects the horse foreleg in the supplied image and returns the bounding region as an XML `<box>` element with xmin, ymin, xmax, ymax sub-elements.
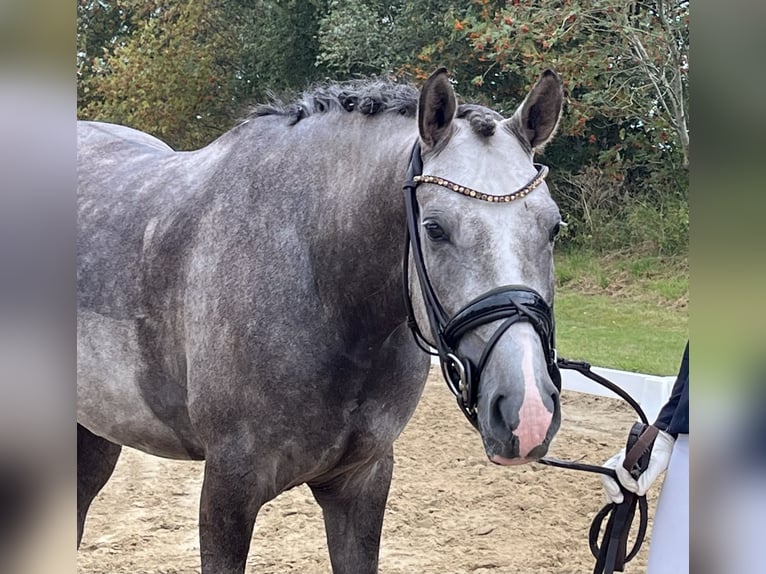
<box><xmin>309</xmin><ymin>447</ymin><xmax>394</xmax><ymax>574</ymax></box>
<box><xmin>77</xmin><ymin>424</ymin><xmax>122</xmax><ymax>547</ymax></box>
<box><xmin>198</xmin><ymin>449</ymin><xmax>270</xmax><ymax>574</ymax></box>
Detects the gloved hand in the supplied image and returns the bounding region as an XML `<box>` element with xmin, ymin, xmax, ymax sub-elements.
<box><xmin>601</xmin><ymin>428</ymin><xmax>675</xmax><ymax>504</ymax></box>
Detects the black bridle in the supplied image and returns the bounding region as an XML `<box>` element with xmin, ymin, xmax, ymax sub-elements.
<box><xmin>402</xmin><ymin>142</ymin><xmax>560</xmax><ymax>428</ymax></box>
<box><xmin>401</xmin><ymin>141</ymin><xmax>652</xmax><ymax>574</ymax></box>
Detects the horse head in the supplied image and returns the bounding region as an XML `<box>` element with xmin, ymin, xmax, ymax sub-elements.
<box><xmin>407</xmin><ymin>67</ymin><xmax>564</xmax><ymax>465</ymax></box>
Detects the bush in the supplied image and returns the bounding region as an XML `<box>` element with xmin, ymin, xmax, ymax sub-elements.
<box><xmin>551</xmin><ymin>165</ymin><xmax>688</xmax><ymax>256</ymax></box>
<box><xmin>625</xmin><ymin>199</ymin><xmax>689</xmax><ymax>256</ymax></box>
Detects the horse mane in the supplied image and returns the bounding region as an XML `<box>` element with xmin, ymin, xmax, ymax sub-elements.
<box><xmin>250</xmin><ymin>79</ymin><xmax>419</xmax><ymax>125</ymax></box>
<box><xmin>249</xmin><ymin>77</ymin><xmax>504</xmax><ymax>138</ymax></box>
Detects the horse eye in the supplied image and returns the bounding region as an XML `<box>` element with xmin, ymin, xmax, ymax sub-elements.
<box><xmin>423</xmin><ymin>220</ymin><xmax>448</xmax><ymax>241</ymax></box>
<box><xmin>549</xmin><ymin>222</ymin><xmax>562</xmax><ymax>241</ymax></box>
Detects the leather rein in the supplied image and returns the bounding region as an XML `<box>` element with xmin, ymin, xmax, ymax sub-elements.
<box><xmin>401</xmin><ymin>141</ymin><xmax>654</xmax><ymax>574</ymax></box>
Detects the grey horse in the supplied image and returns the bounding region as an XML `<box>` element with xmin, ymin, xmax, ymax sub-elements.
<box><xmin>77</xmin><ymin>68</ymin><xmax>564</xmax><ymax>573</ymax></box>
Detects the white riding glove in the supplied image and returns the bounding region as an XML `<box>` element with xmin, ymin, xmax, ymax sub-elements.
<box><xmin>601</xmin><ymin>428</ymin><xmax>675</xmax><ymax>504</ymax></box>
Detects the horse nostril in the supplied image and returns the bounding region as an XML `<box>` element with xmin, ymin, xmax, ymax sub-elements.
<box><xmin>489</xmin><ymin>395</ymin><xmax>519</xmax><ymax>431</ymax></box>
<box><xmin>491</xmin><ymin>396</ymin><xmax>503</xmax><ymax>425</ymax></box>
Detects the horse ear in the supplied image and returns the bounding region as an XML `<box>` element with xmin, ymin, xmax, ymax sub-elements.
<box><xmin>418</xmin><ymin>67</ymin><xmax>457</xmax><ymax>148</ymax></box>
<box><xmin>505</xmin><ymin>69</ymin><xmax>564</xmax><ymax>152</ymax></box>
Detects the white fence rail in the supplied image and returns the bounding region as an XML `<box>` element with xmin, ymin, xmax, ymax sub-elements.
<box><xmin>560</xmin><ymin>365</ymin><xmax>674</xmax><ymax>422</ymax></box>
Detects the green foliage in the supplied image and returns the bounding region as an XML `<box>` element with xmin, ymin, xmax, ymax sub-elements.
<box><xmin>80</xmin><ymin>0</ymin><xmax>241</xmax><ymax>149</ymax></box>
<box><xmin>78</xmin><ymin>0</ymin><xmax>332</xmax><ymax>149</ymax></box>
<box><xmin>553</xmin><ymin>164</ymin><xmax>688</xmax><ymax>255</ymax></box>
<box><xmin>314</xmin><ymin>0</ymin><xmax>470</xmax><ymax>81</ymax></box>
<box><xmin>316</xmin><ymin>0</ymin><xmax>397</xmax><ymax>75</ymax></box>
<box><xmin>231</xmin><ymin>0</ymin><xmax>327</xmax><ymax>102</ymax></box>
<box><xmin>77</xmin><ymin>1</ymin><xmax>134</xmax><ymax>102</ymax></box>
<box><xmin>554</xmin><ymin>250</ymin><xmax>688</xmax><ymax>307</ymax></box>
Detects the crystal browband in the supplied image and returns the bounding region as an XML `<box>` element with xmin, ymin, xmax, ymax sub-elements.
<box><xmin>413</xmin><ymin>164</ymin><xmax>549</xmax><ymax>203</ymax></box>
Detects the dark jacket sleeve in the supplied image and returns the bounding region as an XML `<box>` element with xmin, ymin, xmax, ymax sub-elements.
<box><xmin>653</xmin><ymin>340</ymin><xmax>689</xmax><ymax>436</ymax></box>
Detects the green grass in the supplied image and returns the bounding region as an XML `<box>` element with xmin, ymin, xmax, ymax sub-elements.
<box><xmin>553</xmin><ymin>251</ymin><xmax>688</xmax><ymax>375</ymax></box>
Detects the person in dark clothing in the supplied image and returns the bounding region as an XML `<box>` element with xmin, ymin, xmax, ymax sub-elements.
<box><xmin>601</xmin><ymin>341</ymin><xmax>689</xmax><ymax>573</ymax></box>
<box><xmin>654</xmin><ymin>341</ymin><xmax>689</xmax><ymax>436</ymax></box>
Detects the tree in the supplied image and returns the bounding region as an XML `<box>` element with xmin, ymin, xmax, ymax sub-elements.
<box><xmin>316</xmin><ymin>0</ymin><xmax>398</xmax><ymax>76</ymax></box>
<box><xmin>620</xmin><ymin>0</ymin><xmax>689</xmax><ymax>168</ymax></box>
<box><xmin>79</xmin><ymin>0</ymin><xmax>241</xmax><ymax>150</ymax></box>
<box><xmin>314</xmin><ymin>0</ymin><xmax>473</xmax><ymax>82</ymax></box>
<box><xmin>77</xmin><ymin>0</ymin><xmax>138</xmax><ymax>109</ymax></box>
<box><xmin>231</xmin><ymin>0</ymin><xmax>327</xmax><ymax>103</ymax></box>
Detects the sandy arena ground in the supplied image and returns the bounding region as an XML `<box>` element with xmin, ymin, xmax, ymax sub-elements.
<box><xmin>77</xmin><ymin>366</ymin><xmax>658</xmax><ymax>574</ymax></box>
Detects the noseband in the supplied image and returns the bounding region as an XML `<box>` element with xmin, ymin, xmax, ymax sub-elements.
<box><xmin>402</xmin><ymin>142</ymin><xmax>560</xmax><ymax>429</ymax></box>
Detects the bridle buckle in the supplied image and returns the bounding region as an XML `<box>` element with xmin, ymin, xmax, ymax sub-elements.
<box><xmin>444</xmin><ymin>352</ymin><xmax>468</xmax><ymax>403</ymax></box>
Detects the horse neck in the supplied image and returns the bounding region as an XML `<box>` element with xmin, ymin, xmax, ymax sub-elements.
<box><xmin>296</xmin><ymin>113</ymin><xmax>418</xmax><ymax>335</ymax></box>
<box><xmin>311</xmin><ymin>113</ymin><xmax>417</xmax><ymax>222</ymax></box>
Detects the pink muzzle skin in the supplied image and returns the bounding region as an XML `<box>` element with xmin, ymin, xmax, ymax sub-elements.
<box><xmin>490</xmin><ymin>336</ymin><xmax>553</xmax><ymax>464</ymax></box>
<box><xmin>517</xmin><ymin>335</ymin><xmax>554</xmax><ymax>456</ymax></box>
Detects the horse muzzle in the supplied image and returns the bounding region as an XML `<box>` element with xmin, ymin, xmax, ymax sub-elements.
<box><xmin>476</xmin><ymin>334</ymin><xmax>561</xmax><ymax>463</ymax></box>
<box><xmin>440</xmin><ymin>286</ymin><xmax>561</xmax><ymax>432</ymax></box>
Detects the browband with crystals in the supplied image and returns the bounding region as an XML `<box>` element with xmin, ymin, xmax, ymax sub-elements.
<box><xmin>413</xmin><ymin>163</ymin><xmax>549</xmax><ymax>203</ymax></box>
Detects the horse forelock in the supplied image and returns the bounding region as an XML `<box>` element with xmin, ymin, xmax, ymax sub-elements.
<box><xmin>247</xmin><ymin>78</ymin><xmax>505</xmax><ymax>139</ymax></box>
<box><xmin>455</xmin><ymin>104</ymin><xmax>503</xmax><ymax>138</ymax></box>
